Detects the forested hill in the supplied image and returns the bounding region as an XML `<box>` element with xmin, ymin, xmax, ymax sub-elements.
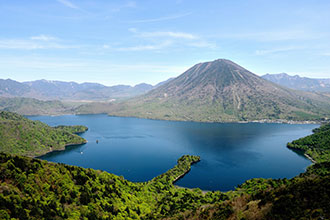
<box><xmin>287</xmin><ymin>123</ymin><xmax>330</xmax><ymax>162</ymax></box>
<box><xmin>0</xmin><ymin>119</ymin><xmax>329</xmax><ymax>219</ymax></box>
<box><xmin>0</xmin><ymin>110</ymin><xmax>329</xmax><ymax>219</ymax></box>
<box><xmin>0</xmin><ymin>154</ymin><xmax>227</xmax><ymax>219</ymax></box>
<box><xmin>0</xmin><ymin>111</ymin><xmax>87</xmax><ymax>157</ymax></box>
<box><xmin>0</xmin><ymin>148</ymin><xmax>329</xmax><ymax>219</ymax></box>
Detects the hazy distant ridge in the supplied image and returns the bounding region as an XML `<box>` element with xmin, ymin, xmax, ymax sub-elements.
<box><xmin>0</xmin><ymin>78</ymin><xmax>170</xmax><ymax>101</ymax></box>
<box><xmin>262</xmin><ymin>73</ymin><xmax>330</xmax><ymax>92</ymax></box>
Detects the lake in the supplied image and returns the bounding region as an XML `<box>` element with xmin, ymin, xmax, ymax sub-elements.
<box><xmin>29</xmin><ymin>114</ymin><xmax>317</xmax><ymax>191</ymax></box>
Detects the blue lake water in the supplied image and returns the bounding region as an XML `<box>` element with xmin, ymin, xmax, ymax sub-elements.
<box><xmin>28</xmin><ymin>114</ymin><xmax>317</xmax><ymax>191</ymax></box>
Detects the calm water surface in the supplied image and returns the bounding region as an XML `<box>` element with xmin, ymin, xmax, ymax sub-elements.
<box><xmin>29</xmin><ymin>114</ymin><xmax>317</xmax><ymax>191</ymax></box>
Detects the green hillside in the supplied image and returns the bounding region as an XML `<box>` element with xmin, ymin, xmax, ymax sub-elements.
<box><xmin>0</xmin><ymin>111</ymin><xmax>87</xmax><ymax>157</ymax></box>
<box><xmin>0</xmin><ymin>111</ymin><xmax>329</xmax><ymax>219</ymax></box>
<box><xmin>0</xmin><ymin>97</ymin><xmax>114</xmax><ymax>116</ymax></box>
<box><xmin>0</xmin><ymin>153</ymin><xmax>227</xmax><ymax>219</ymax></box>
<box><xmin>107</xmin><ymin>59</ymin><xmax>330</xmax><ymax>122</ymax></box>
<box><xmin>0</xmin><ymin>146</ymin><xmax>329</xmax><ymax>219</ymax></box>
<box><xmin>287</xmin><ymin>123</ymin><xmax>330</xmax><ymax>162</ymax></box>
<box><xmin>0</xmin><ymin>97</ymin><xmax>76</xmax><ymax>116</ymax></box>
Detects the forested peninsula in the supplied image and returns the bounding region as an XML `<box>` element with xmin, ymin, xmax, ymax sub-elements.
<box><xmin>0</xmin><ymin>111</ymin><xmax>87</xmax><ymax>157</ymax></box>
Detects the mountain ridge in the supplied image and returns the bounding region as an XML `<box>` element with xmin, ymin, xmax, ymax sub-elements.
<box><xmin>262</xmin><ymin>73</ymin><xmax>330</xmax><ymax>92</ymax></box>
<box><xmin>0</xmin><ymin>78</ymin><xmax>171</xmax><ymax>101</ymax></box>
<box><xmin>107</xmin><ymin>59</ymin><xmax>330</xmax><ymax>122</ymax></box>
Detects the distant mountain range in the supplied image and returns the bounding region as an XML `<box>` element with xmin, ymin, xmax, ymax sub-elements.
<box><xmin>1</xmin><ymin>60</ymin><xmax>330</xmax><ymax>122</ymax></box>
<box><xmin>107</xmin><ymin>59</ymin><xmax>330</xmax><ymax>122</ymax></box>
<box><xmin>0</xmin><ymin>78</ymin><xmax>171</xmax><ymax>101</ymax></box>
<box><xmin>262</xmin><ymin>73</ymin><xmax>330</xmax><ymax>92</ymax></box>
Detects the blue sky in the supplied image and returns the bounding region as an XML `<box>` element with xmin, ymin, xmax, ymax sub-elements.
<box><xmin>0</xmin><ymin>0</ymin><xmax>330</xmax><ymax>86</ymax></box>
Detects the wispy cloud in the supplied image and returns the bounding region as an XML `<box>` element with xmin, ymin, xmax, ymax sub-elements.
<box><xmin>30</xmin><ymin>35</ymin><xmax>57</xmax><ymax>41</ymax></box>
<box><xmin>129</xmin><ymin>29</ymin><xmax>197</xmax><ymax>40</ymax></box>
<box><xmin>112</xmin><ymin>1</ymin><xmax>136</xmax><ymax>12</ymax></box>
<box><xmin>0</xmin><ymin>55</ymin><xmax>189</xmax><ymax>85</ymax></box>
<box><xmin>127</xmin><ymin>12</ymin><xmax>192</xmax><ymax>23</ymax></box>
<box><xmin>217</xmin><ymin>30</ymin><xmax>327</xmax><ymax>42</ymax></box>
<box><xmin>255</xmin><ymin>46</ymin><xmax>301</xmax><ymax>55</ymax></box>
<box><xmin>117</xmin><ymin>41</ymin><xmax>172</xmax><ymax>51</ymax></box>
<box><xmin>56</xmin><ymin>0</ymin><xmax>80</xmax><ymax>10</ymax></box>
<box><xmin>124</xmin><ymin>28</ymin><xmax>216</xmax><ymax>50</ymax></box>
<box><xmin>187</xmin><ymin>41</ymin><xmax>216</xmax><ymax>49</ymax></box>
<box><xmin>0</xmin><ymin>38</ymin><xmax>78</xmax><ymax>50</ymax></box>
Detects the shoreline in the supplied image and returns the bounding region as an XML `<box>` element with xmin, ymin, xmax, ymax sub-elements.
<box><xmin>304</xmin><ymin>153</ymin><xmax>317</xmax><ymax>163</ymax></box>
<box><xmin>287</xmin><ymin>146</ymin><xmax>317</xmax><ymax>164</ymax></box>
<box><xmin>172</xmin><ymin>158</ymin><xmax>200</xmax><ymax>184</ymax></box>
<box><xmin>107</xmin><ymin>114</ymin><xmax>325</xmax><ymax>125</ymax></box>
<box><xmin>24</xmin><ymin>112</ymin><xmax>327</xmax><ymax>125</ymax></box>
<box><xmin>35</xmin><ymin>141</ymin><xmax>87</xmax><ymax>158</ymax></box>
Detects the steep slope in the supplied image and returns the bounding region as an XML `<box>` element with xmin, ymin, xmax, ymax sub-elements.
<box><xmin>262</xmin><ymin>73</ymin><xmax>330</xmax><ymax>92</ymax></box>
<box><xmin>108</xmin><ymin>59</ymin><xmax>330</xmax><ymax>122</ymax></box>
<box><xmin>0</xmin><ymin>111</ymin><xmax>87</xmax><ymax>157</ymax></box>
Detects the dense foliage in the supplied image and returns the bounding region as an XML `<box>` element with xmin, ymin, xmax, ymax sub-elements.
<box><xmin>287</xmin><ymin>123</ymin><xmax>330</xmax><ymax>162</ymax></box>
<box><xmin>0</xmin><ymin>111</ymin><xmax>329</xmax><ymax>219</ymax></box>
<box><xmin>174</xmin><ymin>165</ymin><xmax>330</xmax><ymax>220</ymax></box>
<box><xmin>0</xmin><ymin>111</ymin><xmax>87</xmax><ymax>157</ymax></box>
<box><xmin>0</xmin><ymin>153</ymin><xmax>226</xmax><ymax>220</ymax></box>
<box><xmin>54</xmin><ymin>125</ymin><xmax>88</xmax><ymax>134</ymax></box>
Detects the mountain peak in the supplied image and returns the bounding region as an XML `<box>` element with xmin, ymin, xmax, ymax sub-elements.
<box><xmin>159</xmin><ymin>59</ymin><xmax>260</xmax><ymax>95</ymax></box>
<box><xmin>108</xmin><ymin>59</ymin><xmax>330</xmax><ymax>122</ymax></box>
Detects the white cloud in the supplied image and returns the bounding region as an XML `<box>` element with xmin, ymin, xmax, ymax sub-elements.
<box><xmin>124</xmin><ymin>28</ymin><xmax>215</xmax><ymax>50</ymax></box>
<box><xmin>56</xmin><ymin>0</ymin><xmax>80</xmax><ymax>10</ymax></box>
<box><xmin>0</xmin><ymin>39</ymin><xmax>78</xmax><ymax>50</ymax></box>
<box><xmin>217</xmin><ymin>30</ymin><xmax>327</xmax><ymax>42</ymax></box>
<box><xmin>112</xmin><ymin>1</ymin><xmax>136</xmax><ymax>12</ymax></box>
<box><xmin>255</xmin><ymin>46</ymin><xmax>301</xmax><ymax>55</ymax></box>
<box><xmin>30</xmin><ymin>35</ymin><xmax>57</xmax><ymax>41</ymax></box>
<box><xmin>117</xmin><ymin>41</ymin><xmax>172</xmax><ymax>51</ymax></box>
<box><xmin>137</xmin><ymin>31</ymin><xmax>197</xmax><ymax>40</ymax></box>
<box><xmin>0</xmin><ymin>55</ymin><xmax>189</xmax><ymax>85</ymax></box>
<box><xmin>188</xmin><ymin>41</ymin><xmax>216</xmax><ymax>49</ymax></box>
<box><xmin>128</xmin><ymin>12</ymin><xmax>192</xmax><ymax>23</ymax></box>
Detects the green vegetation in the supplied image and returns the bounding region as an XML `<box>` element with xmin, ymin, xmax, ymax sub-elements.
<box><xmin>287</xmin><ymin>123</ymin><xmax>330</xmax><ymax>162</ymax></box>
<box><xmin>54</xmin><ymin>125</ymin><xmax>88</xmax><ymax>134</ymax></box>
<box><xmin>0</xmin><ymin>97</ymin><xmax>75</xmax><ymax>116</ymax></box>
<box><xmin>0</xmin><ymin>97</ymin><xmax>113</xmax><ymax>116</ymax></box>
<box><xmin>0</xmin><ymin>110</ymin><xmax>329</xmax><ymax>219</ymax></box>
<box><xmin>0</xmin><ymin>153</ymin><xmax>226</xmax><ymax>219</ymax></box>
<box><xmin>0</xmin><ymin>111</ymin><xmax>87</xmax><ymax>157</ymax></box>
<box><xmin>177</xmin><ymin>165</ymin><xmax>330</xmax><ymax>220</ymax></box>
<box><xmin>1</xmin><ymin>152</ymin><xmax>329</xmax><ymax>220</ymax></box>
